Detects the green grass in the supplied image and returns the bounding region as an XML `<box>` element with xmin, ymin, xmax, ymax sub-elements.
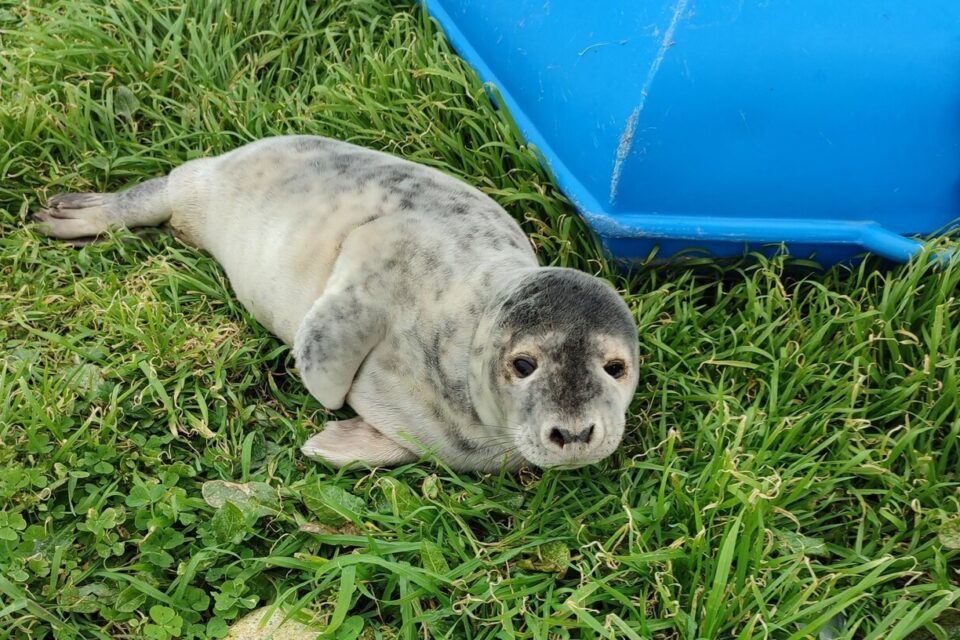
<box><xmin>1</xmin><ymin>1</ymin><xmax>959</xmax><ymax>638</ymax></box>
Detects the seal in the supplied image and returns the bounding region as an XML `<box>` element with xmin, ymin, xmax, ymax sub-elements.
<box><xmin>34</xmin><ymin>136</ymin><xmax>640</xmax><ymax>471</ymax></box>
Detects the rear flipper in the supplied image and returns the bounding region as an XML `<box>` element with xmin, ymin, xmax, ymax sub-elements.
<box><xmin>33</xmin><ymin>176</ymin><xmax>172</xmax><ymax>241</ymax></box>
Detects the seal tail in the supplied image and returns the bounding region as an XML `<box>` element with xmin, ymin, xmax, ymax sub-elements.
<box><xmin>32</xmin><ymin>176</ymin><xmax>172</xmax><ymax>241</ymax></box>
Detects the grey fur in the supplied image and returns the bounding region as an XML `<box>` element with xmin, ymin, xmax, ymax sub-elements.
<box><xmin>33</xmin><ymin>136</ymin><xmax>640</xmax><ymax>471</ymax></box>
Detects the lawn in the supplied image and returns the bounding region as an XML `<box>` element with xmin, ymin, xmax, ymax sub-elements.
<box><xmin>1</xmin><ymin>1</ymin><xmax>959</xmax><ymax>638</ymax></box>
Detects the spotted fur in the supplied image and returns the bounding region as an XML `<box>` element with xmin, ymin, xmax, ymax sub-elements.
<box><xmin>33</xmin><ymin>136</ymin><xmax>640</xmax><ymax>471</ymax></box>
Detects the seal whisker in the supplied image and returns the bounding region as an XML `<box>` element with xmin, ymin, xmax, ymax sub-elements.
<box><xmin>463</xmin><ymin>437</ymin><xmax>517</xmax><ymax>449</ymax></box>
<box><xmin>470</xmin><ymin>421</ymin><xmax>523</xmax><ymax>433</ymax></box>
<box><xmin>454</xmin><ymin>444</ymin><xmax>520</xmax><ymax>472</ymax></box>
<box><xmin>476</xmin><ymin>446</ymin><xmax>520</xmax><ymax>470</ymax></box>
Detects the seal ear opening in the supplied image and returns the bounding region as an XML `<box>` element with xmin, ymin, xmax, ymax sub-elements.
<box><xmin>302</xmin><ymin>417</ymin><xmax>418</xmax><ymax>468</ymax></box>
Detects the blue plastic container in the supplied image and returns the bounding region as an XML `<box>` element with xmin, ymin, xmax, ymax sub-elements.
<box><xmin>424</xmin><ymin>1</ymin><xmax>960</xmax><ymax>264</ymax></box>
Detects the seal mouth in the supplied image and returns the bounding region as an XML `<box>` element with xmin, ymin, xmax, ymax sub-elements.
<box><xmin>518</xmin><ymin>429</ymin><xmax>600</xmax><ymax>469</ymax></box>
<box><xmin>545</xmin><ymin>461</ymin><xmax>592</xmax><ymax>471</ymax></box>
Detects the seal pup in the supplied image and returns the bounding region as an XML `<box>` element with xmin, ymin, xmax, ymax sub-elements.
<box><xmin>34</xmin><ymin>136</ymin><xmax>639</xmax><ymax>471</ymax></box>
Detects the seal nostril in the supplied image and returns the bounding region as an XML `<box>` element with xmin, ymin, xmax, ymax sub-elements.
<box><xmin>548</xmin><ymin>427</ymin><xmax>566</xmax><ymax>448</ymax></box>
<box><xmin>548</xmin><ymin>426</ymin><xmax>595</xmax><ymax>449</ymax></box>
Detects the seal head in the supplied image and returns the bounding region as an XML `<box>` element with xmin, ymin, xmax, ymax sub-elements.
<box><xmin>472</xmin><ymin>268</ymin><xmax>640</xmax><ymax>468</ymax></box>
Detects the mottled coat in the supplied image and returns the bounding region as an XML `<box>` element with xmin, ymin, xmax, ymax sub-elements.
<box><xmin>35</xmin><ymin>136</ymin><xmax>639</xmax><ymax>471</ymax></box>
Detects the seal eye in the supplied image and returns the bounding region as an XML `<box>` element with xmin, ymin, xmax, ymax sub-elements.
<box><xmin>512</xmin><ymin>357</ymin><xmax>537</xmax><ymax>378</ymax></box>
<box><xmin>604</xmin><ymin>360</ymin><xmax>626</xmax><ymax>379</ymax></box>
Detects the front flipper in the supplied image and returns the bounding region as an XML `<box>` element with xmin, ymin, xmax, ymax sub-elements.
<box><xmin>302</xmin><ymin>417</ymin><xmax>418</xmax><ymax>468</ymax></box>
<box><xmin>293</xmin><ymin>290</ymin><xmax>385</xmax><ymax>410</ymax></box>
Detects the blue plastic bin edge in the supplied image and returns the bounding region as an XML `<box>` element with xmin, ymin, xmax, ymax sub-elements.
<box><xmin>584</xmin><ymin>213</ymin><xmax>925</xmax><ymax>263</ymax></box>
<box><xmin>422</xmin><ymin>0</ymin><xmax>927</xmax><ymax>264</ymax></box>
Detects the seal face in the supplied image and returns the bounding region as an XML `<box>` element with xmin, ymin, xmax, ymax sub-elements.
<box><xmin>477</xmin><ymin>268</ymin><xmax>640</xmax><ymax>468</ymax></box>
<box><xmin>33</xmin><ymin>135</ymin><xmax>640</xmax><ymax>471</ymax></box>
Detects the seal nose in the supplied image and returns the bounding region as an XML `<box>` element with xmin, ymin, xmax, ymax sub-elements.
<box><xmin>547</xmin><ymin>424</ymin><xmax>595</xmax><ymax>449</ymax></box>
